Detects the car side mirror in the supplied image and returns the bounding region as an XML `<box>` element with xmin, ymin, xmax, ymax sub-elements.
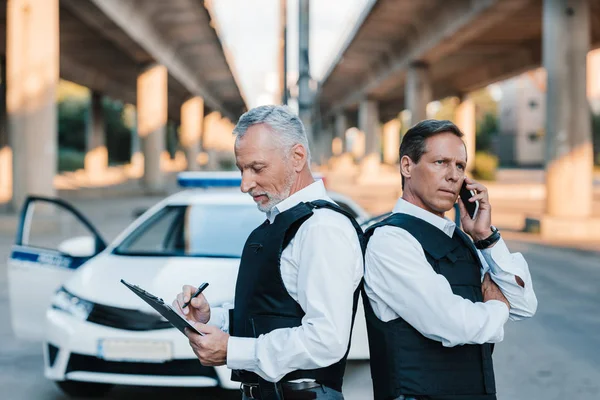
<box><xmin>58</xmin><ymin>236</ymin><xmax>98</xmax><ymax>258</ymax></box>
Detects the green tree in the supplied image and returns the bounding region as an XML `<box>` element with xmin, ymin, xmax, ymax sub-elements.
<box><xmin>103</xmin><ymin>98</ymin><xmax>132</xmax><ymax>164</ymax></box>
<box><xmin>166</xmin><ymin>120</ymin><xmax>179</xmax><ymax>159</ymax></box>
<box><xmin>58</xmin><ymin>98</ymin><xmax>87</xmax><ymax>152</ymax></box>
<box><xmin>57</xmin><ymin>95</ymin><xmax>134</xmax><ymax>169</ymax></box>
<box><xmin>476</xmin><ymin>112</ymin><xmax>498</xmax><ymax>153</ymax></box>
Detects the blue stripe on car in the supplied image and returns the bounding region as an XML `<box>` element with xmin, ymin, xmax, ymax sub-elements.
<box><xmin>10</xmin><ymin>248</ymin><xmax>89</xmax><ymax>270</ymax></box>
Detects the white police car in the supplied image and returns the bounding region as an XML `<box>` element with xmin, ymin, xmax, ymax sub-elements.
<box><xmin>7</xmin><ymin>172</ymin><xmax>370</xmax><ymax>398</ymax></box>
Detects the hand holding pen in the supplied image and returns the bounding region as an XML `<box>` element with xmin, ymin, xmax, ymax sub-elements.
<box><xmin>183</xmin><ymin>282</ymin><xmax>209</xmax><ymax>308</ymax></box>
<box><xmin>173</xmin><ymin>282</ymin><xmax>211</xmax><ymax>324</ymax></box>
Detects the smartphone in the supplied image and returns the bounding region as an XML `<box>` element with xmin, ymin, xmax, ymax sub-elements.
<box><xmin>459</xmin><ymin>180</ymin><xmax>479</xmax><ymax>219</ymax></box>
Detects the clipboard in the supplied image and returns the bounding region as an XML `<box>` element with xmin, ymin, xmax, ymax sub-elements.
<box><xmin>120</xmin><ymin>279</ymin><xmax>204</xmax><ymax>336</ymax></box>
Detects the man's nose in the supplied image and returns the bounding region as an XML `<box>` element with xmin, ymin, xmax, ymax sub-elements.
<box><xmin>240</xmin><ymin>173</ymin><xmax>255</xmax><ymax>193</ymax></box>
<box><xmin>447</xmin><ymin>165</ymin><xmax>461</xmax><ymax>182</ymax></box>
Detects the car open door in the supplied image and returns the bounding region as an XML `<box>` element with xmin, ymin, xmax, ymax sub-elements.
<box><xmin>8</xmin><ymin>196</ymin><xmax>106</xmax><ymax>340</ymax></box>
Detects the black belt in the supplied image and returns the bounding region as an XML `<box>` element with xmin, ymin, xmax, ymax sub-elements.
<box><xmin>241</xmin><ymin>381</ymin><xmax>322</xmax><ymax>399</ymax></box>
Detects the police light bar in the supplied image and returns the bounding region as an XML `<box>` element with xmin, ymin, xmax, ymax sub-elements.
<box><xmin>177</xmin><ymin>171</ymin><xmax>326</xmax><ymax>188</ymax></box>
<box><xmin>177</xmin><ymin>171</ymin><xmax>241</xmax><ymax>188</ymax></box>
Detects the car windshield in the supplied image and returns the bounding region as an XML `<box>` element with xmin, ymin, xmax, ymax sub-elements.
<box><xmin>114</xmin><ymin>204</ymin><xmax>265</xmax><ymax>258</ymax></box>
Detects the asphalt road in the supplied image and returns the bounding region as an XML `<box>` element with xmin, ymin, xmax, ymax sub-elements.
<box><xmin>1</xmin><ymin>195</ymin><xmax>599</xmax><ymax>400</ymax></box>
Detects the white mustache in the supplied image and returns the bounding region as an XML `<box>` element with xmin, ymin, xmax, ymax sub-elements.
<box><xmin>249</xmin><ymin>192</ymin><xmax>268</xmax><ymax>198</ymax></box>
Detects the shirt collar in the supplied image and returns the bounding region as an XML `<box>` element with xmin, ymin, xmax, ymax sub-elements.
<box><xmin>267</xmin><ymin>179</ymin><xmax>329</xmax><ymax>223</ymax></box>
<box><xmin>392</xmin><ymin>198</ymin><xmax>456</xmax><ymax>237</ymax></box>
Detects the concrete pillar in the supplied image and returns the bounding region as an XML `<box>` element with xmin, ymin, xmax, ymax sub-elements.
<box><xmin>383</xmin><ymin>119</ymin><xmax>401</xmax><ymax>165</ymax></box>
<box><xmin>0</xmin><ymin>56</ymin><xmax>11</xmax><ymax>207</ymax></box>
<box><xmin>85</xmin><ymin>91</ymin><xmax>108</xmax><ymax>179</ymax></box>
<box><xmin>318</xmin><ymin>121</ymin><xmax>334</xmax><ymax>164</ymax></box>
<box><xmin>334</xmin><ymin>112</ymin><xmax>347</xmax><ymax>155</ymax></box>
<box><xmin>405</xmin><ymin>62</ymin><xmax>431</xmax><ymax>126</ymax></box>
<box><xmin>456</xmin><ymin>96</ymin><xmax>476</xmax><ymax>173</ymax></box>
<box><xmin>201</xmin><ymin>111</ymin><xmax>224</xmax><ymax>170</ymax></box>
<box><xmin>7</xmin><ymin>0</ymin><xmax>59</xmax><ymax>209</ymax></box>
<box><xmin>137</xmin><ymin>64</ymin><xmax>168</xmax><ymax>192</ymax></box>
<box><xmin>358</xmin><ymin>99</ymin><xmax>381</xmax><ymax>161</ymax></box>
<box><xmin>543</xmin><ymin>0</ymin><xmax>593</xmax><ymax>219</ymax></box>
<box><xmin>181</xmin><ymin>96</ymin><xmax>204</xmax><ymax>171</ymax></box>
<box><xmin>349</xmin><ymin>127</ymin><xmax>365</xmax><ymax>160</ymax></box>
<box><xmin>0</xmin><ymin>57</ymin><xmax>6</xmax><ymax>149</ymax></box>
<box><xmin>588</xmin><ymin>49</ymin><xmax>600</xmax><ymax>113</ymax></box>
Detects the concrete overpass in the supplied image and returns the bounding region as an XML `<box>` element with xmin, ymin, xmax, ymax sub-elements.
<box><xmin>317</xmin><ymin>0</ymin><xmax>600</xmax><ymax>239</ymax></box>
<box><xmin>0</xmin><ymin>0</ymin><xmax>246</xmax><ymax>209</ymax></box>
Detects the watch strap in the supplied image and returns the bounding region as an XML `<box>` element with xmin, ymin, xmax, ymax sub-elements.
<box><xmin>474</xmin><ymin>227</ymin><xmax>501</xmax><ymax>249</ymax></box>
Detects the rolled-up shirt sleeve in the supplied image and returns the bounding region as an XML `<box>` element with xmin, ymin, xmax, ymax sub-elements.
<box><xmin>478</xmin><ymin>238</ymin><xmax>538</xmax><ymax>320</ymax></box>
<box><xmin>226</xmin><ymin>221</ymin><xmax>363</xmax><ymax>382</ymax></box>
<box><xmin>364</xmin><ymin>226</ymin><xmax>510</xmax><ymax>348</ymax></box>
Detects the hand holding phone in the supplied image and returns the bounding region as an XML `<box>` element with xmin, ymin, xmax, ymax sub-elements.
<box><xmin>459</xmin><ymin>180</ymin><xmax>479</xmax><ymax>219</ymax></box>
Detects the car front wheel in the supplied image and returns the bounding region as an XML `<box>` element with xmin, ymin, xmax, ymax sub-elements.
<box><xmin>56</xmin><ymin>381</ymin><xmax>114</xmax><ymax>398</ymax></box>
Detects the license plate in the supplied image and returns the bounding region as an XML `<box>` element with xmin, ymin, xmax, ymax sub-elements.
<box><xmin>98</xmin><ymin>339</ymin><xmax>172</xmax><ymax>363</ymax></box>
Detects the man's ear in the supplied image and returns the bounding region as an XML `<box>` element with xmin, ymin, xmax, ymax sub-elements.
<box><xmin>290</xmin><ymin>144</ymin><xmax>307</xmax><ymax>172</ymax></box>
<box><xmin>400</xmin><ymin>155</ymin><xmax>414</xmax><ymax>181</ymax></box>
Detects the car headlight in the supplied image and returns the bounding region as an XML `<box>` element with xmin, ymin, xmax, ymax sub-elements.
<box><xmin>51</xmin><ymin>287</ymin><xmax>94</xmax><ymax>320</ymax></box>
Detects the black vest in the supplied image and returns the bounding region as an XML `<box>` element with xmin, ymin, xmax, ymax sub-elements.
<box><xmin>230</xmin><ymin>200</ymin><xmax>364</xmax><ymax>391</ymax></box>
<box><xmin>364</xmin><ymin>213</ymin><xmax>496</xmax><ymax>400</ymax></box>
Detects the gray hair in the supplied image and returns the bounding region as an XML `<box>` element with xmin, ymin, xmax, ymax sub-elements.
<box><xmin>233</xmin><ymin>105</ymin><xmax>311</xmax><ymax>164</ymax></box>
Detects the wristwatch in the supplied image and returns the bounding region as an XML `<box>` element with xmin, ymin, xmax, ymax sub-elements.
<box><xmin>474</xmin><ymin>225</ymin><xmax>501</xmax><ymax>249</ymax></box>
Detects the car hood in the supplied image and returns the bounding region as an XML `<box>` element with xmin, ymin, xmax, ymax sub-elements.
<box><xmin>64</xmin><ymin>252</ymin><xmax>240</xmax><ymax>311</ymax></box>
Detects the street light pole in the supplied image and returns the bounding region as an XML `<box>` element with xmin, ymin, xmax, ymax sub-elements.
<box><xmin>279</xmin><ymin>0</ymin><xmax>288</xmax><ymax>105</ymax></box>
<box><xmin>298</xmin><ymin>0</ymin><xmax>313</xmax><ymax>147</ymax></box>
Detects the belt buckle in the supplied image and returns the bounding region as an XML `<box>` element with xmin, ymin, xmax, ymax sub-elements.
<box><xmin>242</xmin><ymin>383</ymin><xmax>258</xmax><ymax>399</ymax></box>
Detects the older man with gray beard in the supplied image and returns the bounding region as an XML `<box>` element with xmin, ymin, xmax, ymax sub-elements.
<box><xmin>173</xmin><ymin>105</ymin><xmax>364</xmax><ymax>400</ymax></box>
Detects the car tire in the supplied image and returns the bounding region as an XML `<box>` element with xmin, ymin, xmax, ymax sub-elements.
<box><xmin>56</xmin><ymin>381</ymin><xmax>114</xmax><ymax>398</ymax></box>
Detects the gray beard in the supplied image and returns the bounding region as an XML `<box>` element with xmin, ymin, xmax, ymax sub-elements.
<box><xmin>255</xmin><ymin>173</ymin><xmax>295</xmax><ymax>213</ymax></box>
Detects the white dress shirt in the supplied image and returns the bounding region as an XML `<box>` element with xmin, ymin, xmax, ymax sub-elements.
<box><xmin>208</xmin><ymin>180</ymin><xmax>364</xmax><ymax>382</ymax></box>
<box><xmin>364</xmin><ymin>198</ymin><xmax>538</xmax><ymax>348</ymax></box>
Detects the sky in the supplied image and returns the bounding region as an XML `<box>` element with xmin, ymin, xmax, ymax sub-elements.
<box><xmin>211</xmin><ymin>0</ymin><xmax>371</xmax><ymax>109</ymax></box>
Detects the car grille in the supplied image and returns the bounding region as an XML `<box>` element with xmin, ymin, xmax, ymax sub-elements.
<box><xmin>66</xmin><ymin>353</ymin><xmax>218</xmax><ymax>377</ymax></box>
<box><xmin>87</xmin><ymin>303</ymin><xmax>172</xmax><ymax>331</ymax></box>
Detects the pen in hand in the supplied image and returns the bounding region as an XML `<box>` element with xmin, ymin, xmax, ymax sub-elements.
<box><xmin>182</xmin><ymin>282</ymin><xmax>209</xmax><ymax>309</ymax></box>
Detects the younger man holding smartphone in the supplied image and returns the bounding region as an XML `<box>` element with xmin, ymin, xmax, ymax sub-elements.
<box><xmin>363</xmin><ymin>119</ymin><xmax>538</xmax><ymax>400</ymax></box>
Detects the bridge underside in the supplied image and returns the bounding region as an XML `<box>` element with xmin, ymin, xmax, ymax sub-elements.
<box><xmin>0</xmin><ymin>0</ymin><xmax>246</xmax><ymax>208</ymax></box>
<box><xmin>320</xmin><ymin>0</ymin><xmax>600</xmax><ymax>122</ymax></box>
<box><xmin>0</xmin><ymin>0</ymin><xmax>245</xmax><ymax>120</ymax></box>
